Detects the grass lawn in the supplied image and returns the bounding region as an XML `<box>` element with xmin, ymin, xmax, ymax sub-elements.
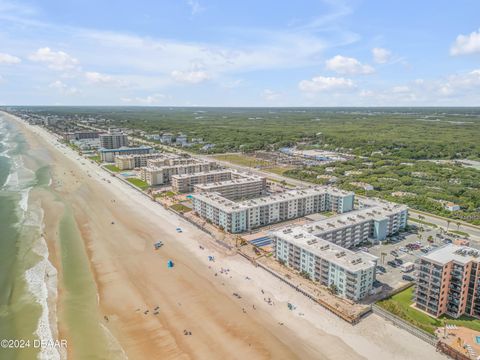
<box><xmin>408</xmin><ymin>217</ymin><xmax>438</xmax><ymax>228</ymax></box>
<box><xmin>104</xmin><ymin>164</ymin><xmax>121</xmax><ymax>172</ymax></box>
<box><xmin>170</xmin><ymin>204</ymin><xmax>192</xmax><ymax>213</ymax></box>
<box><xmin>377</xmin><ymin>286</ymin><xmax>480</xmax><ymax>334</ymax></box>
<box><xmin>213</xmin><ymin>154</ymin><xmax>270</xmax><ymax>168</ymax></box>
<box><xmin>126</xmin><ymin>178</ymin><xmax>149</xmax><ymax>190</ymax></box>
<box><xmin>89</xmin><ymin>155</ymin><xmax>101</xmax><ymax>163</ymax></box>
<box><xmin>265</xmin><ymin>166</ymin><xmax>294</xmax><ymax>175</ymax></box>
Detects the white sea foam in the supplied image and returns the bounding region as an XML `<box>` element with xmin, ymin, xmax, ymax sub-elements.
<box><xmin>24</xmin><ymin>206</ymin><xmax>62</xmax><ymax>360</ymax></box>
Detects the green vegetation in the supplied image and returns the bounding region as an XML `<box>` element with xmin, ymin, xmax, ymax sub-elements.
<box><xmin>11</xmin><ymin>106</ymin><xmax>480</xmax><ymax>225</ymax></box>
<box><xmin>449</xmin><ymin>230</ymin><xmax>470</xmax><ymax>237</ymax></box>
<box><xmin>89</xmin><ymin>155</ymin><xmax>101</xmax><ymax>163</ymax></box>
<box><xmin>409</xmin><ymin>218</ymin><xmax>438</xmax><ymax>228</ymax></box>
<box><xmin>170</xmin><ymin>204</ymin><xmax>192</xmax><ymax>213</ymax></box>
<box><xmin>377</xmin><ymin>286</ymin><xmax>480</xmax><ymax>334</ymax></box>
<box><xmin>126</xmin><ymin>178</ymin><xmax>149</xmax><ymax>190</ymax></box>
<box><xmin>213</xmin><ymin>154</ymin><xmax>270</xmax><ymax>167</ymax></box>
<box><xmin>104</xmin><ymin>164</ymin><xmax>121</xmax><ymax>172</ymax></box>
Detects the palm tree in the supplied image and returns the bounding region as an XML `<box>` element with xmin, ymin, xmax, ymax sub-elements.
<box><xmin>456</xmin><ymin>222</ymin><xmax>461</xmax><ymax>231</ymax></box>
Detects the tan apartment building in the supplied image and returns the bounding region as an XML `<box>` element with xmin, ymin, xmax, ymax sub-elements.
<box><xmin>114</xmin><ymin>153</ymin><xmax>168</xmax><ymax>170</ymax></box>
<box><xmin>415</xmin><ymin>244</ymin><xmax>480</xmax><ymax>319</ymax></box>
<box><xmin>193</xmin><ymin>176</ymin><xmax>267</xmax><ymax>200</ymax></box>
<box><xmin>141</xmin><ymin>160</ymin><xmax>218</xmax><ymax>186</ymax></box>
<box><xmin>171</xmin><ymin>170</ymin><xmax>235</xmax><ymax>193</ymax></box>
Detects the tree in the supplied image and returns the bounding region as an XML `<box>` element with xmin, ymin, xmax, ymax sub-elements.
<box><xmin>446</xmin><ymin>220</ymin><xmax>451</xmax><ymax>231</ymax></box>
<box><xmin>329</xmin><ymin>283</ymin><xmax>339</xmax><ymax>295</ymax></box>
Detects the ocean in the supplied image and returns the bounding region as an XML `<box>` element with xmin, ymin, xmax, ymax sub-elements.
<box><xmin>0</xmin><ymin>114</ymin><xmax>60</xmax><ymax>360</ymax></box>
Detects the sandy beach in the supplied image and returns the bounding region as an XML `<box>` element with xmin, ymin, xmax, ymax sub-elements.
<box><xmin>5</xmin><ymin>111</ymin><xmax>446</xmax><ymax>360</ymax></box>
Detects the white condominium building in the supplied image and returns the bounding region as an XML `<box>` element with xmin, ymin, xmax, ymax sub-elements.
<box><xmin>171</xmin><ymin>170</ymin><xmax>238</xmax><ymax>193</ymax></box>
<box><xmin>302</xmin><ymin>201</ymin><xmax>408</xmax><ymax>248</ymax></box>
<box><xmin>273</xmin><ymin>226</ymin><xmax>377</xmax><ymax>301</ymax></box>
<box><xmin>141</xmin><ymin>160</ymin><xmax>218</xmax><ymax>186</ymax></box>
<box><xmin>192</xmin><ymin>187</ymin><xmax>354</xmax><ymax>233</ymax></box>
<box><xmin>147</xmin><ymin>157</ymin><xmax>198</xmax><ymax>168</ymax></box>
<box><xmin>194</xmin><ymin>175</ymin><xmax>267</xmax><ymax>200</ymax></box>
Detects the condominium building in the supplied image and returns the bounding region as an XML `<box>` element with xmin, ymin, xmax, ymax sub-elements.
<box><xmin>415</xmin><ymin>244</ymin><xmax>480</xmax><ymax>319</ymax></box>
<box><xmin>114</xmin><ymin>153</ymin><xmax>167</xmax><ymax>170</ymax></box>
<box><xmin>192</xmin><ymin>187</ymin><xmax>354</xmax><ymax>233</ymax></box>
<box><xmin>147</xmin><ymin>157</ymin><xmax>198</xmax><ymax>168</ymax></box>
<box><xmin>99</xmin><ymin>132</ymin><xmax>129</xmax><ymax>149</ymax></box>
<box><xmin>141</xmin><ymin>160</ymin><xmax>218</xmax><ymax>186</ymax></box>
<box><xmin>194</xmin><ymin>175</ymin><xmax>267</xmax><ymax>200</ymax></box>
<box><xmin>273</xmin><ymin>227</ymin><xmax>377</xmax><ymax>301</ymax></box>
<box><xmin>99</xmin><ymin>146</ymin><xmax>153</xmax><ymax>162</ymax></box>
<box><xmin>171</xmin><ymin>170</ymin><xmax>236</xmax><ymax>193</ymax></box>
<box><xmin>302</xmin><ymin>202</ymin><xmax>408</xmax><ymax>248</ymax></box>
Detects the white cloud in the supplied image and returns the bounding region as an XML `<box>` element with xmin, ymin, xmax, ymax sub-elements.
<box><xmin>261</xmin><ymin>89</ymin><xmax>281</xmax><ymax>101</ymax></box>
<box><xmin>171</xmin><ymin>69</ymin><xmax>209</xmax><ymax>84</ymax></box>
<box><xmin>325</xmin><ymin>55</ymin><xmax>374</xmax><ymax>75</ymax></box>
<box><xmin>451</xmin><ymin>29</ymin><xmax>480</xmax><ymax>56</ymax></box>
<box><xmin>299</xmin><ymin>76</ymin><xmax>354</xmax><ymax>92</ymax></box>
<box><xmin>49</xmin><ymin>80</ymin><xmax>79</xmax><ymax>95</ymax></box>
<box><xmin>187</xmin><ymin>0</ymin><xmax>204</xmax><ymax>15</ymax></box>
<box><xmin>84</xmin><ymin>71</ymin><xmax>125</xmax><ymax>86</ymax></box>
<box><xmin>121</xmin><ymin>93</ymin><xmax>165</xmax><ymax>105</ymax></box>
<box><xmin>372</xmin><ymin>47</ymin><xmax>392</xmax><ymax>64</ymax></box>
<box><xmin>29</xmin><ymin>47</ymin><xmax>79</xmax><ymax>71</ymax></box>
<box><xmin>0</xmin><ymin>52</ymin><xmax>21</xmax><ymax>64</ymax></box>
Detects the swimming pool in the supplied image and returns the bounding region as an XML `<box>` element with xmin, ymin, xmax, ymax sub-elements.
<box><xmin>475</xmin><ymin>336</ymin><xmax>480</xmax><ymax>344</ymax></box>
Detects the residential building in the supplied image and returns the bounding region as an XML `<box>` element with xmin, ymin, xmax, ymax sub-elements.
<box><xmin>302</xmin><ymin>202</ymin><xmax>408</xmax><ymax>248</ymax></box>
<box><xmin>141</xmin><ymin>160</ymin><xmax>218</xmax><ymax>186</ymax></box>
<box><xmin>171</xmin><ymin>170</ymin><xmax>235</xmax><ymax>193</ymax></box>
<box><xmin>114</xmin><ymin>153</ymin><xmax>167</xmax><ymax>170</ymax></box>
<box><xmin>99</xmin><ymin>146</ymin><xmax>153</xmax><ymax>162</ymax></box>
<box><xmin>99</xmin><ymin>132</ymin><xmax>129</xmax><ymax>149</ymax></box>
<box><xmin>176</xmin><ymin>134</ymin><xmax>188</xmax><ymax>146</ymax></box>
<box><xmin>415</xmin><ymin>244</ymin><xmax>480</xmax><ymax>319</ymax></box>
<box><xmin>350</xmin><ymin>182</ymin><xmax>374</xmax><ymax>191</ymax></box>
<box><xmin>445</xmin><ymin>202</ymin><xmax>461</xmax><ymax>212</ymax></box>
<box><xmin>272</xmin><ymin>226</ymin><xmax>377</xmax><ymax>301</ymax></box>
<box><xmin>160</xmin><ymin>133</ymin><xmax>173</xmax><ymax>144</ymax></box>
<box><xmin>194</xmin><ymin>175</ymin><xmax>267</xmax><ymax>200</ymax></box>
<box><xmin>192</xmin><ymin>187</ymin><xmax>354</xmax><ymax>233</ymax></box>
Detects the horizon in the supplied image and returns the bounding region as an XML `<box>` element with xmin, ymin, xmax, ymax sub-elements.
<box><xmin>0</xmin><ymin>1</ymin><xmax>479</xmax><ymax>107</ymax></box>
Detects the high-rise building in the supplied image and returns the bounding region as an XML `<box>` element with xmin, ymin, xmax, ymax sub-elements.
<box><xmin>415</xmin><ymin>244</ymin><xmax>480</xmax><ymax>319</ymax></box>
<box><xmin>99</xmin><ymin>132</ymin><xmax>129</xmax><ymax>149</ymax></box>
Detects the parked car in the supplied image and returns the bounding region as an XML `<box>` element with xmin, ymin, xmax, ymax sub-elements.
<box><xmin>387</xmin><ymin>261</ymin><xmax>397</xmax><ymax>268</ymax></box>
<box><xmin>402</xmin><ymin>275</ymin><xmax>415</xmax><ymax>281</ymax></box>
<box><xmin>394</xmin><ymin>258</ymin><xmax>404</xmax><ymax>265</ymax></box>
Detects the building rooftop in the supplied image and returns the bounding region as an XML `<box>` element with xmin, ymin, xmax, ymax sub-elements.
<box><xmin>99</xmin><ymin>146</ymin><xmax>152</xmax><ymax>153</ymax></box>
<box><xmin>422</xmin><ymin>244</ymin><xmax>480</xmax><ymax>265</ymax></box>
<box><xmin>171</xmin><ymin>169</ymin><xmax>235</xmax><ymax>180</ymax></box>
<box><xmin>273</xmin><ymin>227</ymin><xmax>377</xmax><ymax>272</ymax></box>
<box><xmin>192</xmin><ymin>186</ymin><xmax>352</xmax><ymax>213</ymax></box>
<box><xmin>194</xmin><ymin>175</ymin><xmax>264</xmax><ymax>190</ymax></box>
<box><xmin>303</xmin><ymin>202</ymin><xmax>408</xmax><ymax>235</ymax></box>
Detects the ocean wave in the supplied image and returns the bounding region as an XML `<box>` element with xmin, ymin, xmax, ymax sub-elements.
<box><xmin>24</xmin><ymin>207</ymin><xmax>62</xmax><ymax>360</ymax></box>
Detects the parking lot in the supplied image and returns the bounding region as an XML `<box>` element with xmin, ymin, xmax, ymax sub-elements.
<box><xmin>360</xmin><ymin>223</ymin><xmax>458</xmax><ymax>291</ymax></box>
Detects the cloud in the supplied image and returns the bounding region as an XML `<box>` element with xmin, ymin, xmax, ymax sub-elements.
<box><xmin>261</xmin><ymin>89</ymin><xmax>281</xmax><ymax>101</ymax></box>
<box><xmin>450</xmin><ymin>29</ymin><xmax>480</xmax><ymax>56</ymax></box>
<box><xmin>29</xmin><ymin>47</ymin><xmax>79</xmax><ymax>71</ymax></box>
<box><xmin>299</xmin><ymin>75</ymin><xmax>354</xmax><ymax>92</ymax></box>
<box><xmin>0</xmin><ymin>52</ymin><xmax>21</xmax><ymax>64</ymax></box>
<box><xmin>392</xmin><ymin>85</ymin><xmax>410</xmax><ymax>93</ymax></box>
<box><xmin>171</xmin><ymin>69</ymin><xmax>209</xmax><ymax>84</ymax></box>
<box><xmin>372</xmin><ymin>47</ymin><xmax>392</xmax><ymax>64</ymax></box>
<box><xmin>187</xmin><ymin>0</ymin><xmax>204</xmax><ymax>15</ymax></box>
<box><xmin>325</xmin><ymin>55</ymin><xmax>374</xmax><ymax>75</ymax></box>
<box><xmin>121</xmin><ymin>93</ymin><xmax>165</xmax><ymax>105</ymax></box>
<box><xmin>84</xmin><ymin>71</ymin><xmax>125</xmax><ymax>86</ymax></box>
<box><xmin>49</xmin><ymin>80</ymin><xmax>79</xmax><ymax>95</ymax></box>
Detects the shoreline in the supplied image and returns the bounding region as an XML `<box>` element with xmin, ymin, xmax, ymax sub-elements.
<box><xmin>5</xmin><ymin>111</ymin><xmax>447</xmax><ymax>360</ymax></box>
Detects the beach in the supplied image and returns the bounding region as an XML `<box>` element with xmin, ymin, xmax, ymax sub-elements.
<box><xmin>2</xmin><ymin>111</ymin><xmax>446</xmax><ymax>360</ymax></box>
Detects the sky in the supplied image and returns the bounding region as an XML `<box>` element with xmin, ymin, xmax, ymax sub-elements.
<box><xmin>0</xmin><ymin>0</ymin><xmax>479</xmax><ymax>106</ymax></box>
